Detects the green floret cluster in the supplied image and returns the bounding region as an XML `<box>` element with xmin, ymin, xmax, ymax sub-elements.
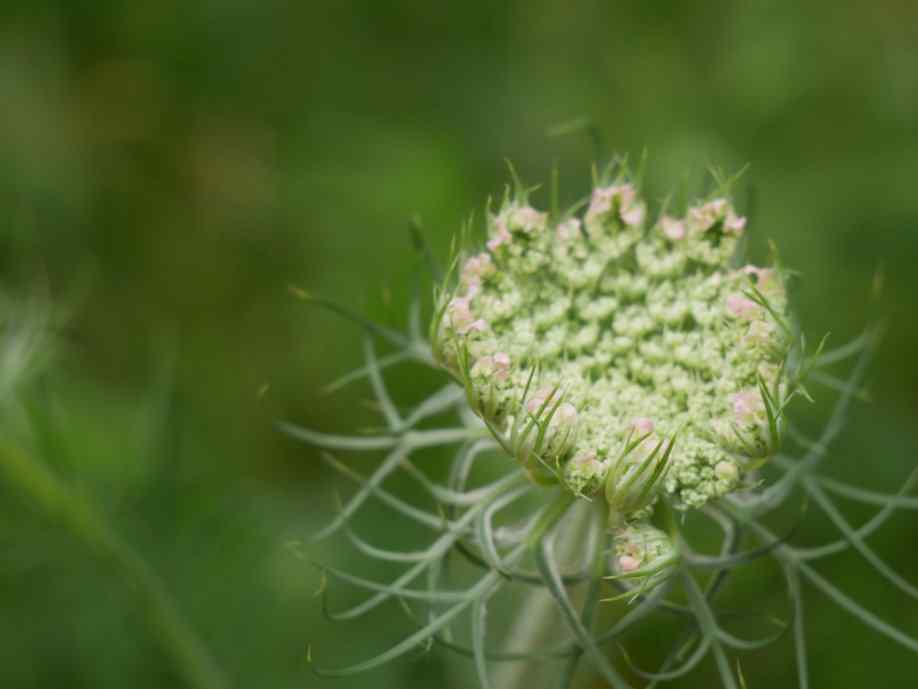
<box><xmin>612</xmin><ymin>521</ymin><xmax>679</xmax><ymax>585</ymax></box>
<box><xmin>432</xmin><ymin>174</ymin><xmax>790</xmax><ymax>519</ymax></box>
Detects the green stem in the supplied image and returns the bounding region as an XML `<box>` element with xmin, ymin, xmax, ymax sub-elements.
<box><xmin>495</xmin><ymin>494</ymin><xmax>590</xmax><ymax>689</ymax></box>
<box><xmin>556</xmin><ymin>505</ymin><xmax>607</xmax><ymax>688</ymax></box>
<box><xmin>0</xmin><ymin>445</ymin><xmax>230</xmax><ymax>689</ymax></box>
<box><xmin>526</xmin><ymin>490</ymin><xmax>577</xmax><ymax>548</ymax></box>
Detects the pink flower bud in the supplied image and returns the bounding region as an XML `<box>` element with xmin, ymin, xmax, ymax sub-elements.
<box><xmin>725</xmin><ymin>293</ymin><xmax>760</xmax><ymax>320</ymax></box>
<box><xmin>557</xmin><ymin>402</ymin><xmax>578</xmax><ymax>424</ymax></box>
<box><xmin>472</xmin><ymin>352</ymin><xmax>510</xmax><ymax>380</ymax></box>
<box><xmin>621</xmin><ymin>202</ymin><xmax>646</xmax><ymax>227</ymax></box>
<box><xmin>556</xmin><ymin>218</ymin><xmax>581</xmax><ymax>241</ymax></box>
<box><xmin>661</xmin><ymin>215</ymin><xmax>686</xmax><ymax>240</ymax></box>
<box><xmin>616</xmin><ymin>184</ymin><xmax>637</xmax><ymax>206</ymax></box>
<box><xmin>631</xmin><ymin>417</ymin><xmax>655</xmax><ymax>435</ymax></box>
<box><xmin>447</xmin><ymin>297</ymin><xmax>473</xmax><ymax>331</ymax></box>
<box><xmin>462</xmin><ymin>319</ymin><xmax>488</xmax><ymax>335</ymax></box>
<box><xmin>586</xmin><ymin>186</ymin><xmax>614</xmax><ymax>220</ymax></box>
<box><xmin>526</xmin><ymin>387</ymin><xmax>558</xmax><ymax>414</ymax></box>
<box><xmin>688</xmin><ymin>198</ymin><xmax>728</xmax><ymax>232</ymax></box>
<box><xmin>731</xmin><ymin>389</ymin><xmax>764</xmax><ymax>424</ymax></box>
<box><xmin>492</xmin><ymin>352</ymin><xmax>511</xmax><ymax>380</ymax></box>
<box><xmin>471</xmin><ymin>355</ymin><xmax>494</xmax><ymax>377</ymax></box>
<box><xmin>487</xmin><ymin>225</ymin><xmax>511</xmax><ymax>252</ymax></box>
<box><xmin>708</xmin><ymin>198</ymin><xmax>727</xmax><ymax>215</ymax></box>
<box><xmin>589</xmin><ymin>184</ymin><xmax>642</xmax><ymax>224</ymax></box>
<box><xmin>572</xmin><ymin>449</ymin><xmax>601</xmax><ymax>470</ymax></box>
<box><xmin>512</xmin><ymin>206</ymin><xmax>547</xmax><ymax>233</ymax></box>
<box><xmin>724</xmin><ymin>212</ymin><xmax>747</xmax><ymax>234</ymax></box>
<box><xmin>462</xmin><ymin>253</ymin><xmax>493</xmax><ymax>285</ymax></box>
<box><xmin>618</xmin><ymin>555</ymin><xmax>641</xmax><ymax>573</ymax></box>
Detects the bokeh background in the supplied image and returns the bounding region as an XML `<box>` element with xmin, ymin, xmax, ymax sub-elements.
<box><xmin>1</xmin><ymin>1</ymin><xmax>917</xmax><ymax>688</ymax></box>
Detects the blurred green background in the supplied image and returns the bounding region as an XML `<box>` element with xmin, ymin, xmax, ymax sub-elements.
<box><xmin>1</xmin><ymin>1</ymin><xmax>917</xmax><ymax>687</ymax></box>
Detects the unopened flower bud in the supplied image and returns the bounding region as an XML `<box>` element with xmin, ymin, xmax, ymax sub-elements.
<box><xmin>447</xmin><ymin>297</ymin><xmax>473</xmax><ymax>331</ymax></box>
<box><xmin>732</xmin><ymin>389</ymin><xmax>764</xmax><ymax>425</ymax></box>
<box><xmin>724</xmin><ymin>212</ymin><xmax>747</xmax><ymax>234</ymax></box>
<box><xmin>621</xmin><ymin>202</ymin><xmax>646</xmax><ymax>227</ymax></box>
<box><xmin>726</xmin><ymin>293</ymin><xmax>760</xmax><ymax>320</ymax></box>
<box><xmin>512</xmin><ymin>206</ymin><xmax>547</xmax><ymax>233</ymax></box>
<box><xmin>492</xmin><ymin>352</ymin><xmax>511</xmax><ymax>380</ymax></box>
<box><xmin>688</xmin><ymin>198</ymin><xmax>728</xmax><ymax>232</ymax></box>
<box><xmin>631</xmin><ymin>417</ymin><xmax>655</xmax><ymax>435</ymax></box>
<box><xmin>564</xmin><ymin>448</ymin><xmax>604</xmax><ymax>494</ymax></box>
<box><xmin>618</xmin><ymin>555</ymin><xmax>641</xmax><ymax>573</ymax></box>
<box><xmin>557</xmin><ymin>402</ymin><xmax>578</xmax><ymax>424</ymax></box>
<box><xmin>586</xmin><ymin>185</ymin><xmax>616</xmax><ymax>220</ymax></box>
<box><xmin>714</xmin><ymin>460</ymin><xmax>739</xmax><ymax>482</ymax></box>
<box><xmin>661</xmin><ymin>215</ymin><xmax>686</xmax><ymax>240</ymax></box>
<box><xmin>612</xmin><ymin>522</ymin><xmax>678</xmax><ymax>584</ymax></box>
<box><xmin>526</xmin><ymin>387</ymin><xmax>558</xmax><ymax>415</ymax></box>
<box><xmin>462</xmin><ymin>253</ymin><xmax>494</xmax><ymax>286</ymax></box>
<box><xmin>556</xmin><ymin>218</ymin><xmax>581</xmax><ymax>241</ymax></box>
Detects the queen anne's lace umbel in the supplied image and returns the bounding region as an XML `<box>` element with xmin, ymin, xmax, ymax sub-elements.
<box><xmin>434</xmin><ymin>179</ymin><xmax>789</xmax><ymax>524</ymax></box>
<box><xmin>293</xmin><ymin>161</ymin><xmax>914</xmax><ymax>689</ymax></box>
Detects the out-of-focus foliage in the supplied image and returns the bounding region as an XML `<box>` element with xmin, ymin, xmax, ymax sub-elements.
<box><xmin>0</xmin><ymin>1</ymin><xmax>916</xmax><ymax>688</ymax></box>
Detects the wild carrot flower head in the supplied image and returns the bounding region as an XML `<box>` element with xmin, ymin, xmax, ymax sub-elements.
<box><xmin>291</xmin><ymin>159</ymin><xmax>908</xmax><ymax>689</ymax></box>
<box><xmin>433</xmin><ymin>174</ymin><xmax>790</xmax><ymax>520</ymax></box>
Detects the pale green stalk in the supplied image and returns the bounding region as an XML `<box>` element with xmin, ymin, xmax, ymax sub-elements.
<box><xmin>494</xmin><ymin>498</ymin><xmax>594</xmax><ymax>689</ymax></box>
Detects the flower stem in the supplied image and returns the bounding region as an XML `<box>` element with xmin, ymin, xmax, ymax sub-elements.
<box><xmin>495</xmin><ymin>496</ymin><xmax>594</xmax><ymax>689</ymax></box>
<box><xmin>0</xmin><ymin>444</ymin><xmax>230</xmax><ymax>689</ymax></box>
<box><xmin>526</xmin><ymin>490</ymin><xmax>577</xmax><ymax>547</ymax></box>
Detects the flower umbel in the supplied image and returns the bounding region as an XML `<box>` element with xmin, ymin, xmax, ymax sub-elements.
<box><xmin>288</xmin><ymin>160</ymin><xmax>915</xmax><ymax>689</ymax></box>
<box><xmin>433</xmin><ymin>173</ymin><xmax>792</xmax><ymax>529</ymax></box>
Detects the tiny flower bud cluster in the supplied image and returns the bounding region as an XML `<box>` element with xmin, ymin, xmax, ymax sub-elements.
<box><xmin>433</xmin><ymin>177</ymin><xmax>790</xmax><ymax>520</ymax></box>
<box><xmin>612</xmin><ymin>522</ymin><xmax>678</xmax><ymax>585</ymax></box>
